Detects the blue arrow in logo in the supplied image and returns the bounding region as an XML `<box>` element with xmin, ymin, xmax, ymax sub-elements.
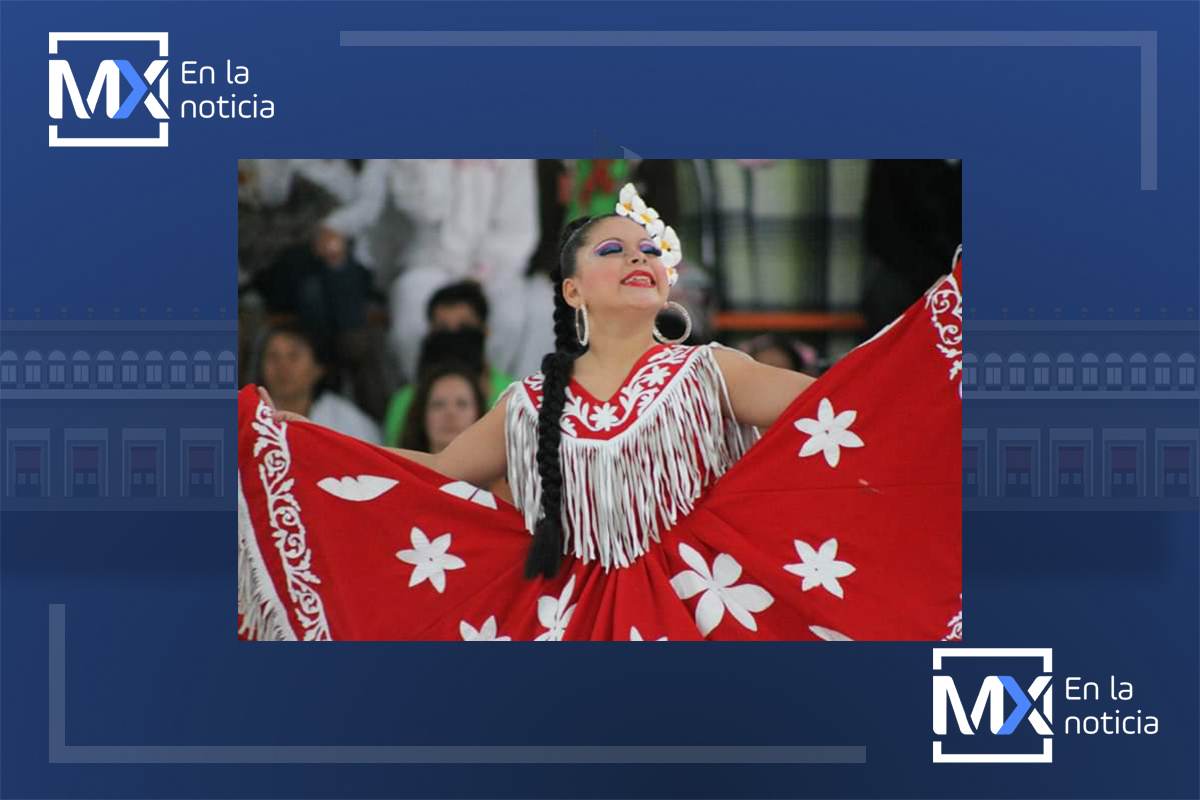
<box><xmin>112</xmin><ymin>60</ymin><xmax>147</xmax><ymax>119</ymax></box>
<box><xmin>996</xmin><ymin>676</ymin><xmax>1032</xmax><ymax>735</ymax></box>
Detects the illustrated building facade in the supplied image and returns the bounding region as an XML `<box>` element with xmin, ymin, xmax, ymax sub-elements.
<box><xmin>963</xmin><ymin>307</ymin><xmax>1198</xmax><ymax>509</ymax></box>
<box><xmin>1</xmin><ymin>308</ymin><xmax>237</xmax><ymax>511</ymax></box>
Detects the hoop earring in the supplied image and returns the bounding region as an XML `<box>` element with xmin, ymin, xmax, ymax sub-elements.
<box><xmin>574</xmin><ymin>304</ymin><xmax>590</xmax><ymax>348</ymax></box>
<box><xmin>653</xmin><ymin>301</ymin><xmax>692</xmax><ymax>345</ymax></box>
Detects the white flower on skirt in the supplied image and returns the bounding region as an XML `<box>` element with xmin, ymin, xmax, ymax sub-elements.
<box><xmin>794</xmin><ymin>397</ymin><xmax>864</xmax><ymax>468</ymax></box>
<box><xmin>535</xmin><ymin>574</ymin><xmax>577</xmax><ymax>641</ymax></box>
<box><xmin>395</xmin><ymin>527</ymin><xmax>465</xmax><ymax>594</ymax></box>
<box><xmin>317</xmin><ymin>474</ymin><xmax>398</xmax><ymax>502</ymax></box>
<box><xmin>809</xmin><ymin>625</ymin><xmax>855</xmax><ymax>641</ymax></box>
<box><xmin>670</xmin><ymin>543</ymin><xmax>774</xmax><ymax>637</ymax></box>
<box><xmin>630</xmin><ymin>626</ymin><xmax>668</xmax><ymax>641</ymax></box>
<box><xmin>460</xmin><ymin>616</ymin><xmax>511</xmax><ymax>641</ymax></box>
<box><xmin>783</xmin><ymin>537</ymin><xmax>856</xmax><ymax>599</ymax></box>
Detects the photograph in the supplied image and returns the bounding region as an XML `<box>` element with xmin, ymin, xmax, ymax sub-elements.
<box><xmin>235</xmin><ymin>158</ymin><xmax>962</xmax><ymax>641</ymax></box>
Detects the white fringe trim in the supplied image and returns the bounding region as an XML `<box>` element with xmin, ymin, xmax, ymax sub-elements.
<box><xmin>505</xmin><ymin>345</ymin><xmax>758</xmax><ymax>572</ymax></box>
<box><xmin>237</xmin><ymin>472</ymin><xmax>297</xmax><ymax>641</ymax></box>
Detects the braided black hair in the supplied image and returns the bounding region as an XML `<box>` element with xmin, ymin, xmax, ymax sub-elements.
<box><xmin>524</xmin><ymin>213</ymin><xmax>617</xmax><ymax>579</ymax></box>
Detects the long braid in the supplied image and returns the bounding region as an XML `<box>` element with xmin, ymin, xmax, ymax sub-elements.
<box><xmin>524</xmin><ymin>215</ymin><xmax>613</xmax><ymax>579</ymax></box>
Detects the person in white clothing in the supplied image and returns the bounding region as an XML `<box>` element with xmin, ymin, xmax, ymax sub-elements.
<box><xmin>251</xmin><ymin>159</ymin><xmax>394</xmax><ymax>278</ymax></box>
<box><xmin>385</xmin><ymin>159</ymin><xmax>553</xmax><ymax>381</ymax></box>
<box><xmin>257</xmin><ymin>322</ymin><xmax>381</xmax><ymax>445</ymax></box>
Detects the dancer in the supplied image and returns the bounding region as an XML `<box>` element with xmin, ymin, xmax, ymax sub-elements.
<box><xmin>239</xmin><ymin>184</ymin><xmax>961</xmax><ymax>641</ymax></box>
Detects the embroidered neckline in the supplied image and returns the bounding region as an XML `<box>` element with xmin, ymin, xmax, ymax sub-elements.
<box><xmin>569</xmin><ymin>343</ymin><xmax>669</xmax><ymax>405</ymax></box>
<box><xmin>519</xmin><ymin>344</ymin><xmax>697</xmax><ymax>441</ymax></box>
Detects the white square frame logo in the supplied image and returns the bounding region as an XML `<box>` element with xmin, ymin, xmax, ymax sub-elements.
<box><xmin>48</xmin><ymin>32</ymin><xmax>168</xmax><ymax>147</ymax></box>
<box><xmin>932</xmin><ymin>647</ymin><xmax>1053</xmax><ymax>764</ymax></box>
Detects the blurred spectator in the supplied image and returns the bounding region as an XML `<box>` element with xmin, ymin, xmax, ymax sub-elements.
<box><xmin>743</xmin><ymin>333</ymin><xmax>819</xmax><ymax>375</ymax></box>
<box><xmin>247</xmin><ymin>232</ymin><xmax>388</xmax><ymax>421</ymax></box>
<box><xmin>398</xmin><ymin>362</ymin><xmax>487</xmax><ymax>455</ymax></box>
<box><xmin>862</xmin><ymin>159</ymin><xmax>961</xmax><ymax>335</ymax></box>
<box><xmin>257</xmin><ymin>322</ymin><xmax>381</xmax><ymax>444</ymax></box>
<box><xmin>386</xmin><ymin>159</ymin><xmax>552</xmax><ymax>380</ymax></box>
<box><xmin>239</xmin><ymin>159</ymin><xmax>357</xmax><ymax>277</ymax></box>
<box><xmin>398</xmin><ymin>360</ymin><xmax>513</xmax><ymax>503</ymax></box>
<box><xmin>383</xmin><ymin>281</ymin><xmax>516</xmax><ymax>447</ymax></box>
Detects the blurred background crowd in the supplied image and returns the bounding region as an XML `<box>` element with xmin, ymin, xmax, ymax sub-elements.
<box><xmin>237</xmin><ymin>158</ymin><xmax>961</xmax><ymax>453</ymax></box>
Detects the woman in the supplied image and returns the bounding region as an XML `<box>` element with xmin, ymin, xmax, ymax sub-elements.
<box><xmin>240</xmin><ymin>185</ymin><xmax>961</xmax><ymax>641</ymax></box>
<box><xmin>256</xmin><ymin>322</ymin><xmax>381</xmax><ymax>445</ymax></box>
<box><xmin>399</xmin><ymin>362</ymin><xmax>513</xmax><ymax>506</ymax></box>
<box><xmin>399</xmin><ymin>362</ymin><xmax>487</xmax><ymax>455</ymax></box>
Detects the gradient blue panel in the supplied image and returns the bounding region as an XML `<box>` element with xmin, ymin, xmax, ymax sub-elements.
<box><xmin>3</xmin><ymin>1</ymin><xmax>1198</xmax><ymax>799</ymax></box>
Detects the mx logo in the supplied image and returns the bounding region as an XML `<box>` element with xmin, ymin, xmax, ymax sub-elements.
<box><xmin>48</xmin><ymin>32</ymin><xmax>168</xmax><ymax>147</ymax></box>
<box><xmin>932</xmin><ymin>648</ymin><xmax>1053</xmax><ymax>763</ymax></box>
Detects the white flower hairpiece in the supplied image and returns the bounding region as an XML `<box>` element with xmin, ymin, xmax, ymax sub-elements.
<box><xmin>614</xmin><ymin>183</ymin><xmax>682</xmax><ymax>286</ymax></box>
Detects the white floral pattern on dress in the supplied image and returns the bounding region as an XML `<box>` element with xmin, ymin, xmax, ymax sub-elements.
<box><xmin>439</xmin><ymin>480</ymin><xmax>498</xmax><ymax>509</ymax></box>
<box><xmin>317</xmin><ymin>474</ymin><xmax>398</xmax><ymax>502</ymax></box>
<box><xmin>395</xmin><ymin>527</ymin><xmax>465</xmax><ymax>594</ymax></box>
<box><xmin>589</xmin><ymin>403</ymin><xmax>620</xmax><ymax>432</ymax></box>
<box><xmin>643</xmin><ymin>364</ymin><xmax>671</xmax><ymax>386</ymax></box>
<box><xmin>942</xmin><ymin>594</ymin><xmax>962</xmax><ymax>641</ymax></box>
<box><xmin>794</xmin><ymin>398</ymin><xmax>864</xmax><ymax>468</ymax></box>
<box><xmin>925</xmin><ymin>264</ymin><xmax>963</xmax><ymax>397</ymax></box>
<box><xmin>810</xmin><ymin>625</ymin><xmax>854</xmax><ymax>641</ymax></box>
<box><xmin>783</xmin><ymin>537</ymin><xmax>856</xmax><ymax>599</ymax></box>
<box><xmin>630</xmin><ymin>626</ymin><xmax>667</xmax><ymax>641</ymax></box>
<box><xmin>670</xmin><ymin>543</ymin><xmax>774</xmax><ymax>637</ymax></box>
<box><xmin>250</xmin><ymin>400</ymin><xmax>332</xmax><ymax>641</ymax></box>
<box><xmin>460</xmin><ymin>616</ymin><xmax>511</xmax><ymax>641</ymax></box>
<box><xmin>535</xmin><ymin>574</ymin><xmax>577</xmax><ymax>641</ymax></box>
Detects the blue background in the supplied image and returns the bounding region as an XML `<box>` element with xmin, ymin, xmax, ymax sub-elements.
<box><xmin>3</xmin><ymin>1</ymin><xmax>1198</xmax><ymax>798</ymax></box>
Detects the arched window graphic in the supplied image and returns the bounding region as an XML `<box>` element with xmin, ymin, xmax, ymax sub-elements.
<box><xmin>1105</xmin><ymin>353</ymin><xmax>1123</xmax><ymax>388</ymax></box>
<box><xmin>218</xmin><ymin>351</ymin><xmax>236</xmax><ymax>386</ymax></box>
<box><xmin>984</xmin><ymin>353</ymin><xmax>1002</xmax><ymax>389</ymax></box>
<box><xmin>962</xmin><ymin>353</ymin><xmax>977</xmax><ymax>389</ymax></box>
<box><xmin>96</xmin><ymin>351</ymin><xmax>115</xmax><ymax>386</ymax></box>
<box><xmin>1</xmin><ymin>351</ymin><xmax>17</xmax><ymax>387</ymax></box>
<box><xmin>1056</xmin><ymin>353</ymin><xmax>1076</xmax><ymax>389</ymax></box>
<box><xmin>1153</xmin><ymin>353</ymin><xmax>1172</xmax><ymax>389</ymax></box>
<box><xmin>1130</xmin><ymin>353</ymin><xmax>1148</xmax><ymax>389</ymax></box>
<box><xmin>23</xmin><ymin>351</ymin><xmax>42</xmax><ymax>386</ymax></box>
<box><xmin>1179</xmin><ymin>353</ymin><xmax>1196</xmax><ymax>388</ymax></box>
<box><xmin>194</xmin><ymin>351</ymin><xmax>212</xmax><ymax>387</ymax></box>
<box><xmin>1032</xmin><ymin>353</ymin><xmax>1051</xmax><ymax>389</ymax></box>
<box><xmin>121</xmin><ymin>351</ymin><xmax>139</xmax><ymax>386</ymax></box>
<box><xmin>48</xmin><ymin>351</ymin><xmax>66</xmax><ymax>386</ymax></box>
<box><xmin>72</xmin><ymin>351</ymin><xmax>91</xmax><ymax>386</ymax></box>
<box><xmin>1007</xmin><ymin>353</ymin><xmax>1026</xmax><ymax>389</ymax></box>
<box><xmin>145</xmin><ymin>351</ymin><xmax>164</xmax><ymax>386</ymax></box>
<box><xmin>169</xmin><ymin>351</ymin><xmax>188</xmax><ymax>386</ymax></box>
<box><xmin>1081</xmin><ymin>353</ymin><xmax>1099</xmax><ymax>389</ymax></box>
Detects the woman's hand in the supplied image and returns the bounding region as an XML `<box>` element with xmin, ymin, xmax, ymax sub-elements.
<box><xmin>257</xmin><ymin>386</ymin><xmax>309</xmax><ymax>425</ymax></box>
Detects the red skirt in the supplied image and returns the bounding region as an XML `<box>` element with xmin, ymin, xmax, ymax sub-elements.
<box><xmin>238</xmin><ymin>262</ymin><xmax>963</xmax><ymax>641</ymax></box>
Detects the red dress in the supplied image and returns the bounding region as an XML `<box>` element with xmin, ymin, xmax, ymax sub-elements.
<box><xmin>237</xmin><ymin>259</ymin><xmax>963</xmax><ymax>641</ymax></box>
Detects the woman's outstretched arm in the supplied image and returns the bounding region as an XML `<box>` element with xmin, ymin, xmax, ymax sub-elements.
<box><xmin>712</xmin><ymin>347</ymin><xmax>816</xmax><ymax>429</ymax></box>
